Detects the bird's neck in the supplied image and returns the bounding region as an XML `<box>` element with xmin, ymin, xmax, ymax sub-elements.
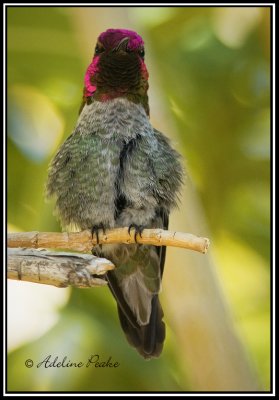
<box><xmin>81</xmin><ymin>83</ymin><xmax>149</xmax><ymax>116</ymax></box>
<box><xmin>80</xmin><ymin>55</ymin><xmax>150</xmax><ymax>116</ymax></box>
<box><xmin>94</xmin><ymin>89</ymin><xmax>149</xmax><ymax>116</ymax></box>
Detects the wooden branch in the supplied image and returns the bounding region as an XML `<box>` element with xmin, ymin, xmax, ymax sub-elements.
<box><xmin>7</xmin><ymin>229</ymin><xmax>209</xmax><ymax>288</ymax></box>
<box><xmin>8</xmin><ymin>248</ymin><xmax>114</xmax><ymax>288</ymax></box>
<box><xmin>8</xmin><ymin>228</ymin><xmax>210</xmax><ymax>254</ymax></box>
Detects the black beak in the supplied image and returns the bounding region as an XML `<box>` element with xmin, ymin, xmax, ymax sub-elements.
<box><xmin>113</xmin><ymin>37</ymin><xmax>130</xmax><ymax>52</ymax></box>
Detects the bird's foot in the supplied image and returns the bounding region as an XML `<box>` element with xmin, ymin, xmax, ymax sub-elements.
<box><xmin>128</xmin><ymin>224</ymin><xmax>145</xmax><ymax>243</ymax></box>
<box><xmin>91</xmin><ymin>223</ymin><xmax>106</xmax><ymax>245</ymax></box>
<box><xmin>91</xmin><ymin>246</ymin><xmax>103</xmax><ymax>257</ymax></box>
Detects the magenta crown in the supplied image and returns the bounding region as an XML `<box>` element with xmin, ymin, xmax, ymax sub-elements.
<box><xmin>84</xmin><ymin>29</ymin><xmax>146</xmax><ymax>98</ymax></box>
<box><xmin>98</xmin><ymin>28</ymin><xmax>144</xmax><ymax>50</ymax></box>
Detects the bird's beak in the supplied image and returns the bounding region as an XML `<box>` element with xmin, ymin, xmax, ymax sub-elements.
<box><xmin>113</xmin><ymin>37</ymin><xmax>130</xmax><ymax>52</ymax></box>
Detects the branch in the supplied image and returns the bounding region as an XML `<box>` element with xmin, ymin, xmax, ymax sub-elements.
<box><xmin>8</xmin><ymin>228</ymin><xmax>210</xmax><ymax>254</ymax></box>
<box><xmin>7</xmin><ymin>229</ymin><xmax>209</xmax><ymax>288</ymax></box>
<box><xmin>8</xmin><ymin>248</ymin><xmax>114</xmax><ymax>288</ymax></box>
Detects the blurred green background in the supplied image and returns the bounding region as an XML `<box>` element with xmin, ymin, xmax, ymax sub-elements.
<box><xmin>7</xmin><ymin>6</ymin><xmax>271</xmax><ymax>392</ymax></box>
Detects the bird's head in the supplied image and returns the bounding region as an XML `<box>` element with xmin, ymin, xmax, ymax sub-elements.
<box><xmin>82</xmin><ymin>29</ymin><xmax>149</xmax><ymax>115</ymax></box>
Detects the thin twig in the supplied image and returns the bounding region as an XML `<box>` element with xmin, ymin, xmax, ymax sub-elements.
<box><xmin>8</xmin><ymin>228</ymin><xmax>210</xmax><ymax>254</ymax></box>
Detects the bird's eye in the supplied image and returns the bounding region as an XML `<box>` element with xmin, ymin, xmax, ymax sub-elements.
<box><xmin>95</xmin><ymin>45</ymin><xmax>104</xmax><ymax>55</ymax></box>
<box><xmin>139</xmin><ymin>48</ymin><xmax>145</xmax><ymax>59</ymax></box>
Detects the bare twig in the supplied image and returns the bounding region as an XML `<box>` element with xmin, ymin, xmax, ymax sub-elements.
<box><xmin>8</xmin><ymin>248</ymin><xmax>114</xmax><ymax>288</ymax></box>
<box><xmin>8</xmin><ymin>228</ymin><xmax>210</xmax><ymax>254</ymax></box>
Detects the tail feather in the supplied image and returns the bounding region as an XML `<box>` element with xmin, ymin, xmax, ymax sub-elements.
<box><xmin>107</xmin><ymin>271</ymin><xmax>165</xmax><ymax>359</ymax></box>
<box><xmin>106</xmin><ymin>270</ymin><xmax>138</xmax><ymax>328</ymax></box>
<box><xmin>104</xmin><ymin>211</ymin><xmax>168</xmax><ymax>359</ymax></box>
<box><xmin>117</xmin><ymin>296</ymin><xmax>165</xmax><ymax>359</ymax></box>
<box><xmin>143</xmin><ymin>296</ymin><xmax>165</xmax><ymax>354</ymax></box>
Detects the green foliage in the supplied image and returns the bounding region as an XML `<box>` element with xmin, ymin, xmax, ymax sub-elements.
<box><xmin>141</xmin><ymin>7</ymin><xmax>270</xmax><ymax>389</ymax></box>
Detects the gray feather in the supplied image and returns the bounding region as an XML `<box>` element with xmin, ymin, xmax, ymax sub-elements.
<box><xmin>46</xmin><ymin>97</ymin><xmax>183</xmax><ymax>357</ymax></box>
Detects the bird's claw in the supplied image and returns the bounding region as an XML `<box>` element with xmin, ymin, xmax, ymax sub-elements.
<box><xmin>128</xmin><ymin>224</ymin><xmax>145</xmax><ymax>243</ymax></box>
<box><xmin>91</xmin><ymin>223</ymin><xmax>106</xmax><ymax>244</ymax></box>
<box><xmin>91</xmin><ymin>246</ymin><xmax>103</xmax><ymax>257</ymax></box>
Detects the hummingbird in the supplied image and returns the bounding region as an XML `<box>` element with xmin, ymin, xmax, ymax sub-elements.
<box><xmin>46</xmin><ymin>28</ymin><xmax>183</xmax><ymax>359</ymax></box>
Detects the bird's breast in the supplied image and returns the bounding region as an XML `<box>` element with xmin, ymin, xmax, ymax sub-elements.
<box><xmin>77</xmin><ymin>97</ymin><xmax>151</xmax><ymax>142</ymax></box>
